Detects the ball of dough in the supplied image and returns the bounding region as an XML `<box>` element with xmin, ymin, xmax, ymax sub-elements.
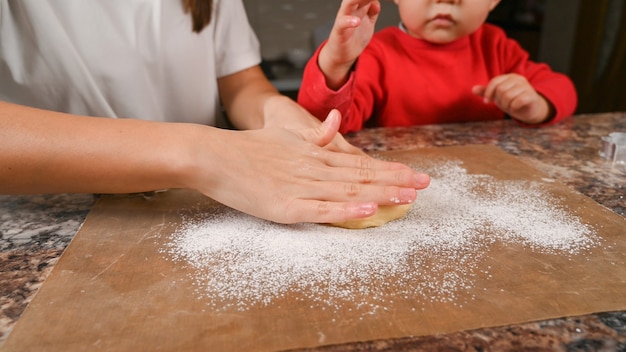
<box><xmin>328</xmin><ymin>204</ymin><xmax>413</xmax><ymax>229</ymax></box>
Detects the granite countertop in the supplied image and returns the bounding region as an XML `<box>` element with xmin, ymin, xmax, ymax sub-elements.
<box><xmin>1</xmin><ymin>113</ymin><xmax>625</xmax><ymax>350</ymax></box>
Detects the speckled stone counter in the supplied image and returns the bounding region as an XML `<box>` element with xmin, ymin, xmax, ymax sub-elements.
<box><xmin>1</xmin><ymin>113</ymin><xmax>625</xmax><ymax>350</ymax></box>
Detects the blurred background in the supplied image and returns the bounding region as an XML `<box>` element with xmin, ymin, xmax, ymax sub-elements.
<box><xmin>243</xmin><ymin>0</ymin><xmax>626</xmax><ymax>115</ymax></box>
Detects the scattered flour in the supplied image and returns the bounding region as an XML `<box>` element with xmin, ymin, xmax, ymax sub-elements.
<box><xmin>164</xmin><ymin>161</ymin><xmax>597</xmax><ymax>313</ymax></box>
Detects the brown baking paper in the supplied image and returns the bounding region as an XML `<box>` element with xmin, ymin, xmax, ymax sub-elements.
<box><xmin>3</xmin><ymin>145</ymin><xmax>626</xmax><ymax>352</ymax></box>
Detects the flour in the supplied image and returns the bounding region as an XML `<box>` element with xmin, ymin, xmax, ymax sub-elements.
<box><xmin>164</xmin><ymin>161</ymin><xmax>597</xmax><ymax>313</ymax></box>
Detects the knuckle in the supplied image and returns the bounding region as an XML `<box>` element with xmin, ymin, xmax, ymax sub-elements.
<box><xmin>396</xmin><ymin>169</ymin><xmax>410</xmax><ymax>184</ymax></box>
<box><xmin>385</xmin><ymin>186</ymin><xmax>402</xmax><ymax>204</ymax></box>
<box><xmin>344</xmin><ymin>182</ymin><xmax>361</xmax><ymax>197</ymax></box>
<box><xmin>357</xmin><ymin>167</ymin><xmax>375</xmax><ymax>183</ymax></box>
<box><xmin>317</xmin><ymin>201</ymin><xmax>332</xmax><ymax>216</ymax></box>
<box><xmin>277</xmin><ymin>197</ymin><xmax>298</xmax><ymax>223</ymax></box>
<box><xmin>357</xmin><ymin>156</ymin><xmax>375</xmax><ymax>183</ymax></box>
<box><xmin>358</xmin><ymin>155</ymin><xmax>372</xmax><ymax>169</ymax></box>
<box><xmin>292</xmin><ymin>157</ymin><xmax>316</xmax><ymax>173</ymax></box>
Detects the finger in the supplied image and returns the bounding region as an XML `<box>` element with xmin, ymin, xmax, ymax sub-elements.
<box><xmin>482</xmin><ymin>75</ymin><xmax>511</xmax><ymax>103</ymax></box>
<box><xmin>304</xmin><ymin>160</ymin><xmax>431</xmax><ymax>189</ymax></box>
<box><xmin>324</xmin><ymin>134</ymin><xmax>368</xmax><ymax>155</ymax></box>
<box><xmin>494</xmin><ymin>82</ymin><xmax>519</xmax><ymax>107</ymax></box>
<box><xmin>472</xmin><ymin>85</ymin><xmax>487</xmax><ymax>98</ymax></box>
<box><xmin>334</xmin><ymin>15</ymin><xmax>361</xmax><ymax>32</ymax></box>
<box><xmin>303</xmin><ymin>181</ymin><xmax>418</xmax><ymax>204</ymax></box>
<box><xmin>340</xmin><ymin>0</ymin><xmax>379</xmax><ymax>14</ymax></box>
<box><xmin>334</xmin><ymin>3</ymin><xmax>379</xmax><ymax>33</ymax></box>
<box><xmin>492</xmin><ymin>79</ymin><xmax>531</xmax><ymax>112</ymax></box>
<box><xmin>280</xmin><ymin>159</ymin><xmax>428</xmax><ymax>202</ymax></box>
<box><xmin>508</xmin><ymin>91</ymin><xmax>536</xmax><ymax>115</ymax></box>
<box><xmin>338</xmin><ymin>0</ymin><xmax>380</xmax><ymax>24</ymax></box>
<box><xmin>498</xmin><ymin>86</ymin><xmax>526</xmax><ymax>112</ymax></box>
<box><xmin>368</xmin><ymin>1</ymin><xmax>381</xmax><ymax>17</ymax></box>
<box><xmin>353</xmin><ymin>0</ymin><xmax>381</xmax><ymax>20</ymax></box>
<box><xmin>282</xmin><ymin>199</ymin><xmax>379</xmax><ymax>224</ymax></box>
<box><xmin>496</xmin><ymin>85</ymin><xmax>526</xmax><ymax>110</ymax></box>
<box><xmin>292</xmin><ymin>110</ymin><xmax>431</xmax><ymax>189</ymax></box>
<box><xmin>321</xmin><ymin>148</ymin><xmax>415</xmax><ymax>172</ymax></box>
<box><xmin>319</xmin><ymin>150</ymin><xmax>431</xmax><ymax>189</ymax></box>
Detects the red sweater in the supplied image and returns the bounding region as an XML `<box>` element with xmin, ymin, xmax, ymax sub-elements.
<box><xmin>298</xmin><ymin>24</ymin><xmax>577</xmax><ymax>134</ymax></box>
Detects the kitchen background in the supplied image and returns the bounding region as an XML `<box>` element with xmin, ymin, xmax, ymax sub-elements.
<box><xmin>241</xmin><ymin>0</ymin><xmax>625</xmax><ymax>115</ymax></box>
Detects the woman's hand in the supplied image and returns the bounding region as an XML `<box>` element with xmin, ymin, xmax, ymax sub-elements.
<box><xmin>219</xmin><ymin>65</ymin><xmax>365</xmax><ymax>155</ymax></box>
<box><xmin>189</xmin><ymin>110</ymin><xmax>430</xmax><ymax>224</ymax></box>
<box><xmin>263</xmin><ymin>97</ymin><xmax>365</xmax><ymax>156</ymax></box>
<box><xmin>0</xmin><ymin>101</ymin><xmax>429</xmax><ymax>225</ymax></box>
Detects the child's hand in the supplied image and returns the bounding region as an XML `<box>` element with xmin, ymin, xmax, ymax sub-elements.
<box><xmin>318</xmin><ymin>0</ymin><xmax>381</xmax><ymax>90</ymax></box>
<box><xmin>472</xmin><ymin>74</ymin><xmax>555</xmax><ymax>124</ymax></box>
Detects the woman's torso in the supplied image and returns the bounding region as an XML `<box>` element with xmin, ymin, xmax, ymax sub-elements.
<box><xmin>0</xmin><ymin>0</ymin><xmax>261</xmax><ymax>125</ymax></box>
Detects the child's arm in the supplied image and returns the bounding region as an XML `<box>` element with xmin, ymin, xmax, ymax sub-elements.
<box><xmin>472</xmin><ymin>74</ymin><xmax>555</xmax><ymax>124</ymax></box>
<box><xmin>318</xmin><ymin>0</ymin><xmax>381</xmax><ymax>90</ymax></box>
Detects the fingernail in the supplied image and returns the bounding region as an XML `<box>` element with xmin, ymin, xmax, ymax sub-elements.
<box><xmin>358</xmin><ymin>203</ymin><xmax>377</xmax><ymax>216</ymax></box>
<box><xmin>415</xmin><ymin>172</ymin><xmax>430</xmax><ymax>186</ymax></box>
<box><xmin>392</xmin><ymin>188</ymin><xmax>416</xmax><ymax>204</ymax></box>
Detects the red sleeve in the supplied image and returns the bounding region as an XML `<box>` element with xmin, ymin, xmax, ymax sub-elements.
<box><xmin>297</xmin><ymin>44</ymin><xmax>352</xmax><ymax>123</ymax></box>
<box><xmin>297</xmin><ymin>42</ymin><xmax>373</xmax><ymax>134</ymax></box>
<box><xmin>529</xmin><ymin>64</ymin><xmax>578</xmax><ymax>125</ymax></box>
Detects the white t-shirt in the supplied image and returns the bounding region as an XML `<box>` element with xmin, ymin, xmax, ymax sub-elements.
<box><xmin>0</xmin><ymin>0</ymin><xmax>261</xmax><ymax>126</ymax></box>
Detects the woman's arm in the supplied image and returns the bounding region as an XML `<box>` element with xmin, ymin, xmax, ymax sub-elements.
<box><xmin>217</xmin><ymin>65</ymin><xmax>324</xmax><ymax>130</ymax></box>
<box><xmin>217</xmin><ymin>65</ymin><xmax>275</xmax><ymax>130</ymax></box>
<box><xmin>0</xmin><ymin>101</ymin><xmax>191</xmax><ymax>194</ymax></box>
<box><xmin>0</xmin><ymin>101</ymin><xmax>429</xmax><ymax>224</ymax></box>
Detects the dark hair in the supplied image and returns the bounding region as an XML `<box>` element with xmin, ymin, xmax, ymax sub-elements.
<box><xmin>182</xmin><ymin>0</ymin><xmax>214</xmax><ymax>33</ymax></box>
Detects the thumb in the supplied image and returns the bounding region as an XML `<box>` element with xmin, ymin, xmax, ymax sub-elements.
<box><xmin>472</xmin><ymin>85</ymin><xmax>486</xmax><ymax>97</ymax></box>
<box><xmin>472</xmin><ymin>85</ymin><xmax>491</xmax><ymax>104</ymax></box>
<box><xmin>298</xmin><ymin>109</ymin><xmax>342</xmax><ymax>147</ymax></box>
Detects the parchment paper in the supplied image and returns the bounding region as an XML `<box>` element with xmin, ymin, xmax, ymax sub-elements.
<box><xmin>3</xmin><ymin>145</ymin><xmax>625</xmax><ymax>352</ymax></box>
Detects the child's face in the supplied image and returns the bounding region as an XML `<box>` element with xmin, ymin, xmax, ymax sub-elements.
<box><xmin>393</xmin><ymin>0</ymin><xmax>501</xmax><ymax>44</ymax></box>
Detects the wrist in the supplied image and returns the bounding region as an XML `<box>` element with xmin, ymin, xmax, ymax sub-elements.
<box><xmin>318</xmin><ymin>47</ymin><xmax>356</xmax><ymax>91</ymax></box>
<box><xmin>263</xmin><ymin>95</ymin><xmax>319</xmax><ymax>130</ymax></box>
<box><xmin>528</xmin><ymin>96</ymin><xmax>556</xmax><ymax>124</ymax></box>
<box><xmin>165</xmin><ymin>123</ymin><xmax>219</xmax><ymax>192</ymax></box>
<box><xmin>511</xmin><ymin>95</ymin><xmax>555</xmax><ymax>125</ymax></box>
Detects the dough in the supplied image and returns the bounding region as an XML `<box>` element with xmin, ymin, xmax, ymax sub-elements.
<box><xmin>329</xmin><ymin>204</ymin><xmax>413</xmax><ymax>229</ymax></box>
